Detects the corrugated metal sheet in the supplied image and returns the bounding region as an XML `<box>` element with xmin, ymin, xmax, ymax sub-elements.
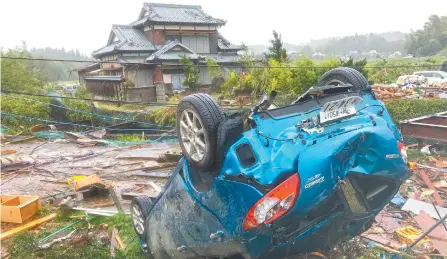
<box><xmin>142</xmin><ymin>3</ymin><xmax>225</xmax><ymax>25</ymax></box>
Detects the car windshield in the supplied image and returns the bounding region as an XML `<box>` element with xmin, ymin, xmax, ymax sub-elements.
<box><xmin>439</xmin><ymin>71</ymin><xmax>447</xmax><ymax>77</ymax></box>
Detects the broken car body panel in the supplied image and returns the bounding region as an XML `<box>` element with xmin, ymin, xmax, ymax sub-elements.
<box><xmin>143</xmin><ymin>88</ymin><xmax>410</xmax><ymax>258</ymax></box>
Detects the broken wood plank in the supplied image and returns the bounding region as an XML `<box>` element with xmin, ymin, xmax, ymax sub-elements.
<box><xmin>0</xmin><ymin>213</ymin><xmax>57</xmax><ymax>240</ymax></box>
<box><xmin>103</xmin><ymin>162</ymin><xmax>176</xmax><ymax>176</ymax></box>
<box><xmin>148</xmin><ymin>181</ymin><xmax>161</xmax><ymax>193</ymax></box>
<box><xmin>121</xmin><ymin>192</ymin><xmax>157</xmax><ymax>200</ymax></box>
<box><xmin>135</xmin><ymin>185</ymin><xmax>146</xmax><ymax>192</ymax></box>
<box><xmin>127</xmin><ymin>171</ymin><xmax>172</xmax><ymax>178</ymax></box>
<box><xmin>417</xmin><ymin>170</ymin><xmax>444</xmax><ymax>206</ymax></box>
<box><xmin>110</xmin><ymin>228</ymin><xmax>118</xmax><ymax>258</ymax></box>
<box><xmin>0</xmin><ymin>173</ymin><xmax>18</xmax><ymax>185</ymax></box>
<box><xmin>0</xmin><ymin>149</ymin><xmax>16</xmax><ymax>156</ymax></box>
<box><xmin>115</xmin><ymin>233</ymin><xmax>124</xmax><ymax>249</ymax></box>
<box><xmin>4</xmin><ymin>136</ymin><xmax>36</xmax><ymax>145</ymax></box>
<box><xmin>361</xmin><ymin>233</ymin><xmax>402</xmax><ymax>249</ymax></box>
<box><xmin>109</xmin><ymin>186</ymin><xmax>123</xmax><ymax>212</ymax></box>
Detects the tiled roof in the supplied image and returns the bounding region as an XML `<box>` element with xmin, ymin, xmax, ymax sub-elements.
<box><xmin>140</xmin><ymin>3</ymin><xmax>225</xmax><ymax>25</ymax></box>
<box><xmin>146</xmin><ymin>40</ymin><xmax>199</xmax><ymax>61</ymax></box>
<box><xmin>217</xmin><ymin>33</ymin><xmax>242</xmax><ymax>51</ymax></box>
<box><xmin>92</xmin><ymin>25</ymin><xmax>155</xmax><ymax>57</ymax></box>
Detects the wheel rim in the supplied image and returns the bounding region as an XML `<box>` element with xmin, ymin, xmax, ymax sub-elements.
<box><xmin>132</xmin><ymin>204</ymin><xmax>145</xmax><ymax>235</ymax></box>
<box><xmin>179</xmin><ymin>109</ymin><xmax>206</xmax><ymax>162</ymax></box>
<box><xmin>326</xmin><ymin>79</ymin><xmax>345</xmax><ymax>86</ymax></box>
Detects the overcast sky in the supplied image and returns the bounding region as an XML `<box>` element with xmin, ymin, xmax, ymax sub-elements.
<box><xmin>1</xmin><ymin>0</ymin><xmax>446</xmax><ymax>56</ymax></box>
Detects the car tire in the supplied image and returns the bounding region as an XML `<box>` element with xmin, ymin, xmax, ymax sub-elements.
<box><xmin>176</xmin><ymin>94</ymin><xmax>225</xmax><ymax>169</ymax></box>
<box><xmin>131</xmin><ymin>196</ymin><xmax>153</xmax><ymax>242</ymax></box>
<box><xmin>317</xmin><ymin>67</ymin><xmax>369</xmax><ymax>90</ymax></box>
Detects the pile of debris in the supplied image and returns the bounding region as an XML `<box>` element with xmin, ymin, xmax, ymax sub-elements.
<box><xmin>372</xmin><ymin>84</ymin><xmax>447</xmax><ymax>100</ymax></box>
<box><xmin>372</xmin><ymin>75</ymin><xmax>447</xmax><ymax>100</ymax></box>
<box><xmin>361</xmin><ymin>155</ymin><xmax>447</xmax><ymax>257</ymax></box>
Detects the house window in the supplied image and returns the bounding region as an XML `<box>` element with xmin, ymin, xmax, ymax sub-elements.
<box><xmin>166</xmin><ymin>35</ymin><xmax>181</xmax><ymax>42</ymax></box>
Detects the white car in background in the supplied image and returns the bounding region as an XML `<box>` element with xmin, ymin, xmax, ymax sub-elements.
<box><xmin>413</xmin><ymin>71</ymin><xmax>447</xmax><ymax>85</ymax></box>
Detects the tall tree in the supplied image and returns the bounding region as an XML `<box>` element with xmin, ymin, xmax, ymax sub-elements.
<box><xmin>405</xmin><ymin>15</ymin><xmax>447</xmax><ymax>56</ymax></box>
<box><xmin>265</xmin><ymin>30</ymin><xmax>288</xmax><ymax>63</ymax></box>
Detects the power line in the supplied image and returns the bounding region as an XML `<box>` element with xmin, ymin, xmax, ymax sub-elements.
<box><xmin>1</xmin><ymin>56</ymin><xmax>444</xmax><ymax>69</ymax></box>
<box><xmin>1</xmin><ymin>89</ymin><xmax>177</xmax><ymax>106</ymax></box>
<box><xmin>0</xmin><ymin>89</ymin><xmax>252</xmax><ymax>109</ymax></box>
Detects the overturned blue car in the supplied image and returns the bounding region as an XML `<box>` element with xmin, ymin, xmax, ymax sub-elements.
<box><xmin>131</xmin><ymin>68</ymin><xmax>410</xmax><ymax>259</ymax></box>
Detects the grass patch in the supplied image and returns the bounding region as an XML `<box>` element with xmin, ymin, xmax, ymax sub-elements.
<box><xmin>113</xmin><ymin>134</ymin><xmax>146</xmax><ymax>143</ymax></box>
<box><xmin>407</xmin><ymin>149</ymin><xmax>427</xmax><ymax>163</ymax></box>
<box><xmin>7</xmin><ymin>213</ymin><xmax>144</xmax><ymax>259</ymax></box>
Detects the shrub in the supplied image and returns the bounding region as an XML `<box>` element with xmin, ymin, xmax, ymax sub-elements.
<box><xmin>384</xmin><ymin>98</ymin><xmax>447</xmax><ymax>123</ymax></box>
<box><xmin>1</xmin><ymin>94</ymin><xmax>51</xmax><ymax>133</ymax></box>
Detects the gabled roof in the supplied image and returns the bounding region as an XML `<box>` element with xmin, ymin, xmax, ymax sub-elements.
<box><xmin>92</xmin><ymin>25</ymin><xmax>155</xmax><ymax>57</ymax></box>
<box><xmin>137</xmin><ymin>3</ymin><xmax>226</xmax><ymax>25</ymax></box>
<box><xmin>217</xmin><ymin>33</ymin><xmax>242</xmax><ymax>51</ymax></box>
<box><xmin>146</xmin><ymin>40</ymin><xmax>200</xmax><ymax>61</ymax></box>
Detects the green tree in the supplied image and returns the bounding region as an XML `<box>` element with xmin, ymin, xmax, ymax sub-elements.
<box><xmin>339</xmin><ymin>57</ymin><xmax>368</xmax><ymax>78</ymax></box>
<box><xmin>265</xmin><ymin>30</ymin><xmax>288</xmax><ymax>63</ymax></box>
<box><xmin>1</xmin><ymin>43</ymin><xmax>48</xmax><ymax>93</ymax></box>
<box><xmin>405</xmin><ymin>15</ymin><xmax>447</xmax><ymax>56</ymax></box>
<box><xmin>180</xmin><ymin>55</ymin><xmax>200</xmax><ymax>91</ymax></box>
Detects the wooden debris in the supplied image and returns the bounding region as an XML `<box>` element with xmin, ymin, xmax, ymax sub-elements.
<box><xmin>121</xmin><ymin>192</ymin><xmax>157</xmax><ymax>200</ymax></box>
<box><xmin>135</xmin><ymin>185</ymin><xmax>146</xmax><ymax>192</ymax></box>
<box><xmin>375</xmin><ymin>212</ymin><xmax>401</xmax><ymax>232</ymax></box>
<box><xmin>110</xmin><ymin>228</ymin><xmax>118</xmax><ymax>258</ymax></box>
<box><xmin>1</xmin><ymin>149</ymin><xmax>16</xmax><ymax>156</ymax></box>
<box><xmin>0</xmin><ymin>213</ymin><xmax>57</xmax><ymax>240</ymax></box>
<box><xmin>417</xmin><ymin>170</ymin><xmax>444</xmax><ymax>206</ymax></box>
<box><xmin>115</xmin><ymin>233</ymin><xmax>124</xmax><ymax>249</ymax></box>
<box><xmin>0</xmin><ymin>173</ymin><xmax>19</xmax><ymax>185</ymax></box>
<box><xmin>148</xmin><ymin>181</ymin><xmax>161</xmax><ymax>193</ymax></box>
<box><xmin>73</xmin><ymin>174</ymin><xmax>107</xmax><ymax>192</ymax></box>
<box><xmin>361</xmin><ymin>233</ymin><xmax>402</xmax><ymax>249</ymax></box>
<box><xmin>109</xmin><ymin>186</ymin><xmax>123</xmax><ymax>212</ymax></box>
<box><xmin>414</xmin><ymin>211</ymin><xmax>447</xmax><ymax>255</ymax></box>
<box><xmin>1</xmin><ymin>195</ymin><xmax>41</xmax><ymax>223</ymax></box>
<box><xmin>3</xmin><ymin>136</ymin><xmax>36</xmax><ymax>145</ymax></box>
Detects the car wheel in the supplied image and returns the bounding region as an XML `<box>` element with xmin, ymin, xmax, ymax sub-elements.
<box><xmin>176</xmin><ymin>94</ymin><xmax>225</xmax><ymax>169</ymax></box>
<box><xmin>317</xmin><ymin>67</ymin><xmax>369</xmax><ymax>90</ymax></box>
<box><xmin>131</xmin><ymin>196</ymin><xmax>153</xmax><ymax>242</ymax></box>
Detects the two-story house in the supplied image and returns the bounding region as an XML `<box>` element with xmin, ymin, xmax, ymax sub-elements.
<box><xmin>83</xmin><ymin>3</ymin><xmax>242</xmax><ymax>100</ymax></box>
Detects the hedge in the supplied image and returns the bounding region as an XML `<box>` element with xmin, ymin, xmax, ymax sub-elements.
<box><xmin>384</xmin><ymin>99</ymin><xmax>447</xmax><ymax>124</ymax></box>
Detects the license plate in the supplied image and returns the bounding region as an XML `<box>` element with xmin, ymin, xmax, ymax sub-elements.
<box><xmin>320</xmin><ymin>96</ymin><xmax>363</xmax><ymax>124</ymax></box>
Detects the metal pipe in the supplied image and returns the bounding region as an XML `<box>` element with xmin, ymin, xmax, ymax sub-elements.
<box><xmin>409</xmin><ymin>213</ymin><xmax>447</xmax><ymax>249</ymax></box>
<box><xmin>412</xmin><ymin>163</ymin><xmax>447</xmax><ymax>174</ymax></box>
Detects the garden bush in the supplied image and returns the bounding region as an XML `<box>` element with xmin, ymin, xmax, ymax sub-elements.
<box><xmin>384</xmin><ymin>98</ymin><xmax>447</xmax><ymax>123</ymax></box>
